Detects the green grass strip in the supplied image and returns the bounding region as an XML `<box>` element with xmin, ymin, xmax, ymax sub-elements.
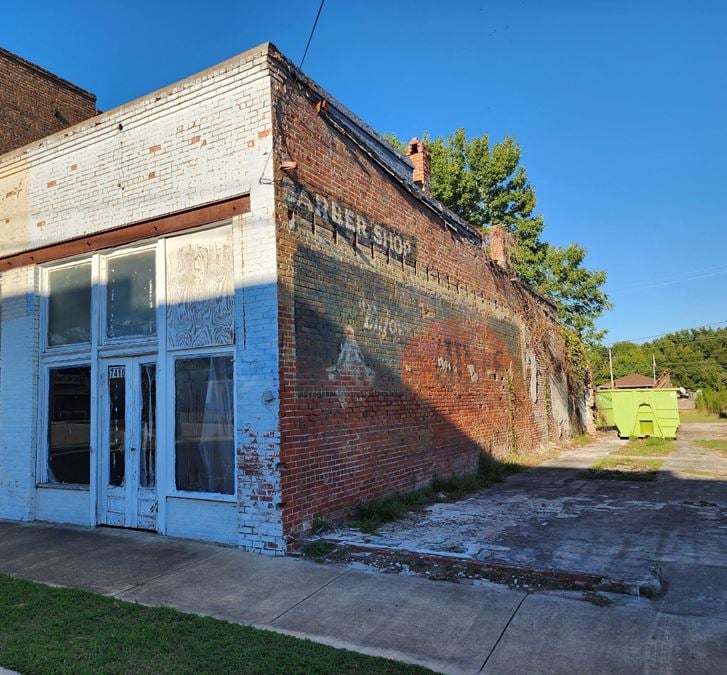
<box><xmin>612</xmin><ymin>437</ymin><xmax>675</xmax><ymax>457</ymax></box>
<box><xmin>680</xmin><ymin>411</ymin><xmax>727</xmax><ymax>423</ymax></box>
<box><xmin>695</xmin><ymin>439</ymin><xmax>727</xmax><ymax>457</ymax></box>
<box><xmin>0</xmin><ymin>574</ymin><xmax>431</xmax><ymax>675</ymax></box>
<box><xmin>580</xmin><ymin>457</ymin><xmax>663</xmax><ymax>482</ymax></box>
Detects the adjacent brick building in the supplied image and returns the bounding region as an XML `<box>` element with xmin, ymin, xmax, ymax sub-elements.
<box><xmin>0</xmin><ymin>47</ymin><xmax>97</xmax><ymax>156</ymax></box>
<box><xmin>0</xmin><ymin>43</ymin><xmax>587</xmax><ymax>553</ymax></box>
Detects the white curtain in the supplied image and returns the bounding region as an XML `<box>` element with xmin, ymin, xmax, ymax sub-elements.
<box><xmin>197</xmin><ymin>356</ymin><xmax>234</xmax><ymax>493</ymax></box>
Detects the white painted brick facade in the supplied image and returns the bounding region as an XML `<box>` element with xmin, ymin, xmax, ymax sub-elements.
<box><xmin>0</xmin><ymin>44</ymin><xmax>284</xmax><ymax>552</ymax></box>
<box><xmin>0</xmin><ymin>266</ymin><xmax>40</xmax><ymax>520</ymax></box>
<box><xmin>0</xmin><ymin>45</ymin><xmax>273</xmax><ymax>257</ymax></box>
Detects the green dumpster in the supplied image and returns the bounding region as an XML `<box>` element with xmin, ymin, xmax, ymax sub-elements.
<box><xmin>596</xmin><ymin>388</ymin><xmax>680</xmax><ymax>439</ymax></box>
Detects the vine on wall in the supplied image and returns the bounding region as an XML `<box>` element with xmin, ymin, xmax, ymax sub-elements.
<box><xmin>559</xmin><ymin>325</ymin><xmax>589</xmax><ymax>396</ymax></box>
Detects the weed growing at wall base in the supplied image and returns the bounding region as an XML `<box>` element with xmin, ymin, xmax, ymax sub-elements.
<box><xmin>348</xmin><ymin>454</ymin><xmax>525</xmax><ymax>533</ymax></box>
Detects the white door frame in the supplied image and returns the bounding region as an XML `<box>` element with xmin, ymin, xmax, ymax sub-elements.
<box><xmin>97</xmin><ymin>355</ymin><xmax>159</xmax><ymax>530</ymax></box>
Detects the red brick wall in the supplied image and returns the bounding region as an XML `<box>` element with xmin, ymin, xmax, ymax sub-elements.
<box><xmin>0</xmin><ymin>48</ymin><xmax>97</xmax><ymax>156</ymax></box>
<box><xmin>271</xmin><ymin>55</ymin><xmax>579</xmax><ymax>545</ymax></box>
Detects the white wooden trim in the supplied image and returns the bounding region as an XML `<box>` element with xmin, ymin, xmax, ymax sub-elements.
<box><xmin>89</xmin><ymin>252</ymin><xmax>100</xmax><ymax>526</ymax></box>
<box><xmin>156</xmin><ymin>237</ymin><xmax>168</xmax><ymax>534</ymax></box>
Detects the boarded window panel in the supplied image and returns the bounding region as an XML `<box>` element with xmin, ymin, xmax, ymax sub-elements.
<box><xmin>175</xmin><ymin>355</ymin><xmax>234</xmax><ymax>495</ymax></box>
<box><xmin>48</xmin><ymin>367</ymin><xmax>91</xmax><ymax>484</ymax></box>
<box><xmin>48</xmin><ymin>264</ymin><xmax>91</xmax><ymax>346</ymax></box>
<box><xmin>107</xmin><ymin>251</ymin><xmax>156</xmax><ymax>339</ymax></box>
<box><xmin>166</xmin><ymin>226</ymin><xmax>234</xmax><ymax>349</ymax></box>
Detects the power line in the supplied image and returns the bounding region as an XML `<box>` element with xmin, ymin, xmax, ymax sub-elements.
<box><xmin>606</xmin><ymin>320</ymin><xmax>727</xmax><ymax>346</ymax></box>
<box><xmin>257</xmin><ymin>0</ymin><xmax>326</xmax><ymax>185</ymax></box>
<box><xmin>300</xmin><ymin>0</ymin><xmax>326</xmax><ymax>68</ymax></box>
<box><xmin>608</xmin><ymin>263</ymin><xmax>727</xmax><ymax>294</ymax></box>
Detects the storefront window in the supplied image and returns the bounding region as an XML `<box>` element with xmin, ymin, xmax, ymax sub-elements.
<box><xmin>48</xmin><ymin>366</ymin><xmax>91</xmax><ymax>484</ymax></box>
<box><xmin>175</xmin><ymin>355</ymin><xmax>234</xmax><ymax>494</ymax></box>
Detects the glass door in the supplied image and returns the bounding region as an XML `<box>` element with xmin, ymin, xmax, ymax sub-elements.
<box><xmin>99</xmin><ymin>357</ymin><xmax>158</xmax><ymax>530</ymax></box>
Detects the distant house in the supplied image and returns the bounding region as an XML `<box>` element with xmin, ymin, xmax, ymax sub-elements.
<box><xmin>613</xmin><ymin>374</ymin><xmax>656</xmax><ymax>389</ymax></box>
<box><xmin>599</xmin><ymin>371</ymin><xmax>673</xmax><ymax>390</ymax></box>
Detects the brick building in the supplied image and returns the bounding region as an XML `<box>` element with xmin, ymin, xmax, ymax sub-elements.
<box><xmin>0</xmin><ymin>47</ymin><xmax>97</xmax><ymax>156</ymax></box>
<box><xmin>0</xmin><ymin>43</ymin><xmax>587</xmax><ymax>553</ymax></box>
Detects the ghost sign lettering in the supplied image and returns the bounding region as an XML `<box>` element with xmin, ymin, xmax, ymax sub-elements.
<box><xmin>286</xmin><ymin>184</ymin><xmax>417</xmax><ymax>265</ymax></box>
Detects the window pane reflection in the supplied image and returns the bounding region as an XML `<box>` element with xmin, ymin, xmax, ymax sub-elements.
<box><xmin>48</xmin><ymin>367</ymin><xmax>91</xmax><ymax>484</ymax></box>
<box><xmin>48</xmin><ymin>264</ymin><xmax>91</xmax><ymax>346</ymax></box>
<box><xmin>107</xmin><ymin>251</ymin><xmax>156</xmax><ymax>339</ymax></box>
<box><xmin>140</xmin><ymin>364</ymin><xmax>156</xmax><ymax>487</ymax></box>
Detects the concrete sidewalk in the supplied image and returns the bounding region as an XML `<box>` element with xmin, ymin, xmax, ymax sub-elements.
<box><xmin>1</xmin><ymin>520</ymin><xmax>726</xmax><ymax>674</ymax></box>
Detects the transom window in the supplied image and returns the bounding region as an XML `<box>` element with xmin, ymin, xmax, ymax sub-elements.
<box><xmin>47</xmin><ymin>263</ymin><xmax>92</xmax><ymax>347</ymax></box>
<box><xmin>106</xmin><ymin>250</ymin><xmax>156</xmax><ymax>340</ymax></box>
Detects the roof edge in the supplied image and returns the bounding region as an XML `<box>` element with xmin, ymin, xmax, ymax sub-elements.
<box><xmin>0</xmin><ymin>46</ymin><xmax>96</xmax><ymax>101</ymax></box>
<box><xmin>0</xmin><ymin>42</ymin><xmax>273</xmax><ymax>164</ymax></box>
<box><xmin>267</xmin><ymin>45</ymin><xmax>484</xmax><ymax>243</ymax></box>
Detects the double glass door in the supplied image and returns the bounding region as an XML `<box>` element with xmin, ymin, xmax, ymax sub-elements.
<box><xmin>99</xmin><ymin>356</ymin><xmax>158</xmax><ymax>530</ymax></box>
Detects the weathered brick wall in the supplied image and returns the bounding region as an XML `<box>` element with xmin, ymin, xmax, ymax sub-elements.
<box><xmin>270</xmin><ymin>51</ymin><xmax>581</xmax><ymax>545</ymax></box>
<box><xmin>0</xmin><ymin>48</ymin><xmax>97</xmax><ymax>157</ymax></box>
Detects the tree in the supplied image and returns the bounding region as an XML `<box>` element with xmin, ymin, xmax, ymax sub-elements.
<box><xmin>540</xmin><ymin>243</ymin><xmax>610</xmax><ymax>343</ymax></box>
<box><xmin>588</xmin><ymin>327</ymin><xmax>727</xmax><ymax>390</ymax></box>
<box><xmin>387</xmin><ymin>129</ymin><xmax>611</xmax><ymax>342</ymax></box>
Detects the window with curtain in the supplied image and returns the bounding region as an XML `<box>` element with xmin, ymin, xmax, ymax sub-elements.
<box><xmin>174</xmin><ymin>355</ymin><xmax>234</xmax><ymax>494</ymax></box>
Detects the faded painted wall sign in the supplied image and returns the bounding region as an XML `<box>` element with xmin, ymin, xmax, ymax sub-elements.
<box><xmin>359</xmin><ymin>299</ymin><xmax>405</xmax><ymax>340</ymax></box>
<box><xmin>293</xmin><ymin>245</ymin><xmax>525</xmax><ymax>398</ymax></box>
<box><xmin>287</xmin><ymin>182</ymin><xmax>417</xmax><ymax>265</ymax></box>
<box><xmin>326</xmin><ymin>325</ymin><xmax>375</xmax><ymax>407</ymax></box>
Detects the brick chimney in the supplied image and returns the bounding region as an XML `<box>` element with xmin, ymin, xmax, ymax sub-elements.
<box><xmin>489</xmin><ymin>224</ymin><xmax>513</xmax><ymax>269</ymax></box>
<box><xmin>405</xmin><ymin>138</ymin><xmax>431</xmax><ymax>196</ymax></box>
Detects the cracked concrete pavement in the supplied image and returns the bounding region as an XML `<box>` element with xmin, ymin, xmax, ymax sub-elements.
<box><xmin>1</xmin><ymin>518</ymin><xmax>726</xmax><ymax>674</ymax></box>
<box><xmin>1</xmin><ymin>423</ymin><xmax>726</xmax><ymax>673</ymax></box>
<box><xmin>327</xmin><ymin>423</ymin><xmax>727</xmax><ymax>599</ymax></box>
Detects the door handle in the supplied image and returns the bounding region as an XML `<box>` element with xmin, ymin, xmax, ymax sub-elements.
<box><xmin>130</xmin><ymin>447</ymin><xmax>137</xmax><ymax>453</ymax></box>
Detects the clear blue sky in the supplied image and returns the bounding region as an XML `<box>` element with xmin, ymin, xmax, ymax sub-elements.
<box><xmin>3</xmin><ymin>0</ymin><xmax>725</xmax><ymax>344</ymax></box>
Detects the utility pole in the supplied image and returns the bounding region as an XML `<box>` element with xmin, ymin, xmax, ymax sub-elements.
<box><xmin>653</xmin><ymin>354</ymin><xmax>657</xmax><ymax>384</ymax></box>
<box><xmin>609</xmin><ymin>347</ymin><xmax>615</xmax><ymax>389</ymax></box>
